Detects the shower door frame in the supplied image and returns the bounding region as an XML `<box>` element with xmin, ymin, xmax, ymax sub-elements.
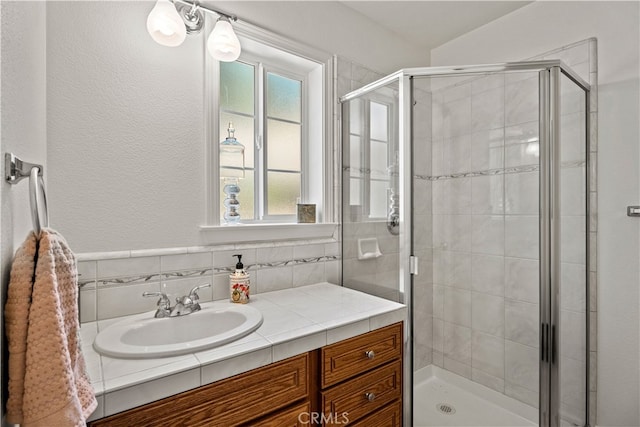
<box><xmin>340</xmin><ymin>60</ymin><xmax>591</xmax><ymax>427</ymax></box>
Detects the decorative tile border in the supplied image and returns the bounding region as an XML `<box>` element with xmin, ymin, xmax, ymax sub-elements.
<box><xmin>82</xmin><ymin>255</ymin><xmax>341</xmax><ymax>288</ymax></box>
<box><xmin>414</xmin><ymin>161</ymin><xmax>585</xmax><ymax>181</ymax></box>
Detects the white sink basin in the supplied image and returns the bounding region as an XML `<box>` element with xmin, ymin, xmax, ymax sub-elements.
<box><xmin>93</xmin><ymin>303</ymin><xmax>263</xmax><ymax>359</ymax></box>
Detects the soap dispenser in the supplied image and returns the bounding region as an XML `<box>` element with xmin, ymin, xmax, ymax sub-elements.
<box><xmin>230</xmin><ymin>254</ymin><xmax>250</xmax><ymax>303</ymax></box>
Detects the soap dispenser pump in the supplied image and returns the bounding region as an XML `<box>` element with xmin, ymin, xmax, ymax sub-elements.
<box><xmin>230</xmin><ymin>254</ymin><xmax>250</xmax><ymax>304</ymax></box>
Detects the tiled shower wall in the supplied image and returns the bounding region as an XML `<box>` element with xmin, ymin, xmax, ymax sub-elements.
<box><xmin>412</xmin><ymin>38</ymin><xmax>597</xmax><ymax>421</ymax></box>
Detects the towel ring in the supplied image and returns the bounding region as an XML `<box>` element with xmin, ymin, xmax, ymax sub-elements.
<box><xmin>29</xmin><ymin>167</ymin><xmax>49</xmax><ymax>236</ymax></box>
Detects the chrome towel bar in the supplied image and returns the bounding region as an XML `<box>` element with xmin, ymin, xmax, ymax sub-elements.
<box><xmin>5</xmin><ymin>153</ymin><xmax>49</xmax><ymax>236</ymax></box>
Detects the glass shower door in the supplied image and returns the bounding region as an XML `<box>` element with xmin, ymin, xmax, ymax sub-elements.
<box><xmin>556</xmin><ymin>70</ymin><xmax>589</xmax><ymax>427</ymax></box>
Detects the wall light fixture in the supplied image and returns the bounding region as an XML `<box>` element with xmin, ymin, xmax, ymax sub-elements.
<box><xmin>146</xmin><ymin>0</ymin><xmax>241</xmax><ymax>62</ymax></box>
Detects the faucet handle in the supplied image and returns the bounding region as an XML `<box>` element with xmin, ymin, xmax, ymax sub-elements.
<box><xmin>143</xmin><ymin>291</ymin><xmax>171</xmax><ymax>308</ymax></box>
<box><xmin>188</xmin><ymin>284</ymin><xmax>211</xmax><ymax>301</ymax></box>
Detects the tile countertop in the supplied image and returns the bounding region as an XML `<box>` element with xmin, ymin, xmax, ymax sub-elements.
<box><xmin>81</xmin><ymin>282</ymin><xmax>407</xmax><ymax>421</ymax></box>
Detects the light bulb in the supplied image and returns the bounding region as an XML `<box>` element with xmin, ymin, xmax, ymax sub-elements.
<box><xmin>146</xmin><ymin>0</ymin><xmax>186</xmax><ymax>47</ymax></box>
<box><xmin>207</xmin><ymin>17</ymin><xmax>241</xmax><ymax>62</ymax></box>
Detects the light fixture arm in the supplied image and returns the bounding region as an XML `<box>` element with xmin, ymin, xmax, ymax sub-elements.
<box><xmin>173</xmin><ymin>0</ymin><xmax>238</xmax><ymax>23</ymax></box>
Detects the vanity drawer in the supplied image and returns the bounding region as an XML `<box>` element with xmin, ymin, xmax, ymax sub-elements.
<box><xmin>321</xmin><ymin>322</ymin><xmax>402</xmax><ymax>388</ymax></box>
<box><xmin>90</xmin><ymin>353</ymin><xmax>309</xmax><ymax>427</ymax></box>
<box><xmin>350</xmin><ymin>400</ymin><xmax>402</xmax><ymax>427</ymax></box>
<box><xmin>321</xmin><ymin>360</ymin><xmax>402</xmax><ymax>426</ymax></box>
<box><xmin>243</xmin><ymin>400</ymin><xmax>311</xmax><ymax>427</ymax></box>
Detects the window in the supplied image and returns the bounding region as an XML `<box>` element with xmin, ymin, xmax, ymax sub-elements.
<box><xmin>212</xmin><ymin>33</ymin><xmax>327</xmax><ymax>226</ymax></box>
<box><xmin>348</xmin><ymin>95</ymin><xmax>395</xmax><ymax>220</ymax></box>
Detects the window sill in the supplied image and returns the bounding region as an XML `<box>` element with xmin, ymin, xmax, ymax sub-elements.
<box><xmin>199</xmin><ymin>223</ymin><xmax>338</xmax><ymax>245</ymax></box>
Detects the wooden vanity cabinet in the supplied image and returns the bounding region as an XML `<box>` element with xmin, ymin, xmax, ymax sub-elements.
<box><xmin>320</xmin><ymin>322</ymin><xmax>403</xmax><ymax>426</ymax></box>
<box><xmin>89</xmin><ymin>322</ymin><xmax>403</xmax><ymax>427</ymax></box>
<box><xmin>89</xmin><ymin>353</ymin><xmax>312</xmax><ymax>427</ymax></box>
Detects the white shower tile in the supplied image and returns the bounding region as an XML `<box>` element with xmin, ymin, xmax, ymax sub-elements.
<box><xmin>443</xmin><ymin>97</ymin><xmax>472</xmax><ymax>138</ymax></box>
<box><xmin>443</xmin><ymin>322</ymin><xmax>471</xmax><ymax>365</ymax></box>
<box><xmin>471</xmin><ymin>175</ymin><xmax>504</xmax><ymax>215</ymax></box>
<box><xmin>560</xmin><ymin>216</ymin><xmax>587</xmax><ymax>264</ymax></box>
<box><xmin>560</xmin><ymin>262</ymin><xmax>587</xmax><ymax>312</ymax></box>
<box><xmin>505</xmin><ymin>340</ymin><xmax>539</xmax><ymax>392</ymax></box>
<box><xmin>450</xmin><ymin>251</ymin><xmax>472</xmax><ymax>290</ymax></box>
<box><xmin>444</xmin><ymin>356</ymin><xmax>472</xmax><ymax>379</ymax></box>
<box><xmin>560</xmin><ymin>309</ymin><xmax>587</xmax><ymax>362</ymax></box>
<box><xmin>560</xmin><ymin>112</ymin><xmax>587</xmax><ymax>163</ymax></box>
<box><xmin>505</xmin><ymin>143</ymin><xmax>540</xmax><ymax>168</ymax></box>
<box><xmin>471</xmin><ymin>128</ymin><xmax>504</xmax><ymax>172</ymax></box>
<box><xmin>433</xmin><ymin>318</ymin><xmax>444</xmax><ymax>353</ymax></box>
<box><xmin>505</xmin><ymin>300</ymin><xmax>539</xmax><ymax>348</ymax></box>
<box><xmin>471</xmin><ymin>254</ymin><xmax>504</xmax><ymax>296</ymax></box>
<box><xmin>472</xmin><ymin>86</ymin><xmax>504</xmax><ymax>132</ymax></box>
<box><xmin>433</xmin><ymin>285</ymin><xmax>445</xmax><ymax>320</ymax></box>
<box><xmin>450</xmin><ymin>178</ymin><xmax>472</xmax><ymax>214</ymax></box>
<box><xmin>471</xmin><ymin>292</ymin><xmax>504</xmax><ymax>337</ymax></box>
<box><xmin>433</xmin><ymin>250</ymin><xmax>452</xmax><ymax>286</ymax></box>
<box><xmin>505</xmin><ymin>257</ymin><xmax>539</xmax><ymax>304</ymax></box>
<box><xmin>471</xmin><ymin>215</ymin><xmax>504</xmax><ymax>256</ymax></box>
<box><xmin>472</xmin><ymin>368</ymin><xmax>505</xmax><ymax>393</ymax></box>
<box><xmin>505</xmin><ymin>382</ymin><xmax>539</xmax><ymax>408</ymax></box>
<box><xmin>505</xmin><ymin>121</ymin><xmax>538</xmax><ymax>146</ymax></box>
<box><xmin>448</xmin><ymin>135</ymin><xmax>473</xmax><ymax>174</ymax></box>
<box><xmin>451</xmin><ymin>215</ymin><xmax>472</xmax><ymax>252</ymax></box>
<box><xmin>505</xmin><ymin>171</ymin><xmax>539</xmax><ymax>215</ymax></box>
<box><xmin>505</xmin><ymin>216</ymin><xmax>539</xmax><ymax>259</ymax></box>
<box><xmin>472</xmin><ymin>74</ymin><xmax>504</xmax><ymax>95</ymax></box>
<box><xmin>505</xmin><ymin>76</ymin><xmax>538</xmax><ymax>126</ymax></box>
<box><xmin>471</xmin><ymin>330</ymin><xmax>505</xmax><ymax>378</ymax></box>
<box><xmin>560</xmin><ymin>356</ymin><xmax>587</xmax><ymax>412</ymax></box>
<box><xmin>444</xmin><ymin>287</ymin><xmax>471</xmax><ymax>327</ymax></box>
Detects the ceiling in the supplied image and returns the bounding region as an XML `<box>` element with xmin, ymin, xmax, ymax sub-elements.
<box><xmin>340</xmin><ymin>1</ymin><xmax>533</xmax><ymax>51</ymax></box>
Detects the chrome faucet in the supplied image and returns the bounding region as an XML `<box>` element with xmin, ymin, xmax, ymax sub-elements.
<box><xmin>143</xmin><ymin>284</ymin><xmax>211</xmax><ymax>318</ymax></box>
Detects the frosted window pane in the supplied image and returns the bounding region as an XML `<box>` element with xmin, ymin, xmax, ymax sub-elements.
<box><xmin>220</xmin><ymin>170</ymin><xmax>255</xmax><ymax>221</ymax></box>
<box><xmin>267</xmin><ymin>119</ymin><xmax>300</xmax><ymax>171</ymax></box>
<box><xmin>370</xmin><ymin>180</ymin><xmax>388</xmax><ymax>218</ymax></box>
<box><xmin>220</xmin><ymin>112</ymin><xmax>254</xmax><ymax>166</ymax></box>
<box><xmin>220</xmin><ymin>62</ymin><xmax>254</xmax><ymax>115</ymax></box>
<box><xmin>266</xmin><ymin>73</ymin><xmax>301</xmax><ymax>122</ymax></box>
<box><xmin>349</xmin><ymin>136</ymin><xmax>362</xmax><ymax>177</ymax></box>
<box><xmin>349</xmin><ymin>99</ymin><xmax>362</xmax><ymax>135</ymax></box>
<box><xmin>267</xmin><ymin>171</ymin><xmax>300</xmax><ymax>215</ymax></box>
<box><xmin>370</xmin><ymin>102</ymin><xmax>388</xmax><ymax>141</ymax></box>
<box><xmin>371</xmin><ymin>140</ymin><xmax>388</xmax><ymax>177</ymax></box>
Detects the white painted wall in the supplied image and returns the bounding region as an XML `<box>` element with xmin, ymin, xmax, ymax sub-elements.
<box><xmin>46</xmin><ymin>1</ymin><xmax>426</xmax><ymax>253</ymax></box>
<box><xmin>0</xmin><ymin>0</ymin><xmax>48</xmax><ymax>423</ymax></box>
<box><xmin>431</xmin><ymin>2</ymin><xmax>640</xmax><ymax>426</ymax></box>
<box><xmin>209</xmin><ymin>1</ymin><xmax>430</xmax><ymax>74</ymax></box>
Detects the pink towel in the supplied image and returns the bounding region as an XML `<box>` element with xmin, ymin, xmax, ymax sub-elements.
<box><xmin>5</xmin><ymin>229</ymin><xmax>97</xmax><ymax>426</ymax></box>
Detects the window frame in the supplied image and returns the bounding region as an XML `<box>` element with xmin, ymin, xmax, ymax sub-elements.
<box><xmin>203</xmin><ymin>19</ymin><xmax>336</xmax><ymax>238</ymax></box>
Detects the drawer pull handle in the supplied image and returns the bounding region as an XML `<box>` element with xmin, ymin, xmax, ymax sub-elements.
<box><xmin>365</xmin><ymin>350</ymin><xmax>375</xmax><ymax>359</ymax></box>
<box><xmin>365</xmin><ymin>392</ymin><xmax>376</xmax><ymax>402</ymax></box>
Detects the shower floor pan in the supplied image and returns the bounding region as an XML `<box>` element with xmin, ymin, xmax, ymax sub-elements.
<box><xmin>414</xmin><ymin>365</ymin><xmax>537</xmax><ymax>427</ymax></box>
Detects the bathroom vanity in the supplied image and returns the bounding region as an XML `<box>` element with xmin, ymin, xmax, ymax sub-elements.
<box><xmin>82</xmin><ymin>283</ymin><xmax>406</xmax><ymax>426</ymax></box>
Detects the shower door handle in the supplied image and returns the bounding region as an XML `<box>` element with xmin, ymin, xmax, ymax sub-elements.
<box><xmin>541</xmin><ymin>323</ymin><xmax>548</xmax><ymax>362</ymax></box>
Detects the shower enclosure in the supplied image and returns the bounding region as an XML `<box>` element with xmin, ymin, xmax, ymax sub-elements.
<box><xmin>341</xmin><ymin>61</ymin><xmax>590</xmax><ymax>427</ymax></box>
